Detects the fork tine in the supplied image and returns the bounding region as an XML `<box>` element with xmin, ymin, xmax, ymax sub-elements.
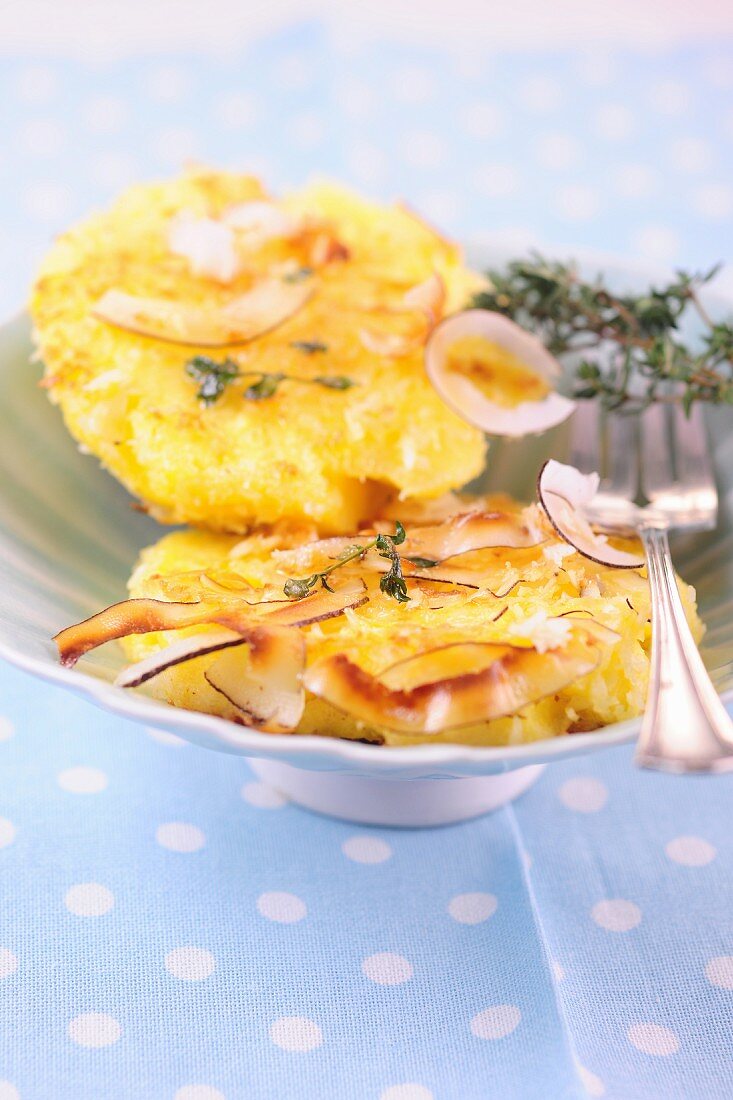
<box><xmin>569</xmin><ymin>400</ymin><xmax>602</xmax><ymax>476</ymax></box>
<box><xmin>640</xmin><ymin>402</ymin><xmax>673</xmax><ymax>499</ymax></box>
<box><xmin>672</xmin><ymin>404</ymin><xmax>717</xmax><ymax>493</ymax></box>
<box><xmin>604</xmin><ymin>410</ymin><xmax>639</xmax><ymax>500</ymax></box>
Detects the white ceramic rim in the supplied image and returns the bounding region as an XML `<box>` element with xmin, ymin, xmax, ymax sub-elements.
<box><xmin>3</xmin><ymin>241</ymin><xmax>732</xmax><ymax>773</ymax></box>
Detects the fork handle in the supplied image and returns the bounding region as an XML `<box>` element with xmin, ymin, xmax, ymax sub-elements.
<box><xmin>636</xmin><ymin>525</ymin><xmax>733</xmax><ymax>773</ymax></box>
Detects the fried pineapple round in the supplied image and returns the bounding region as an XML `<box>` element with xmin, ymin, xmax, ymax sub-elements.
<box><xmin>53</xmin><ymin>495</ymin><xmax>704</xmax><ymax>747</ymax></box>
<box><xmin>31</xmin><ymin>170</ymin><xmax>486</xmax><ymax>534</ymax></box>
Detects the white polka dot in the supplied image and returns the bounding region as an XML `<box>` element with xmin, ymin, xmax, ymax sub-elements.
<box><xmin>595</xmin><ymin>104</ymin><xmax>634</xmax><ymax>141</ymax></box>
<box><xmin>290</xmin><ymin>111</ymin><xmax>325</xmax><ymax>150</ymax></box>
<box><xmin>273</xmin><ymin>54</ymin><xmax>313</xmax><ymax>91</ymax></box>
<box><xmin>241</xmin><ymin>782</ymin><xmax>287</xmax><ymax>809</ymax></box>
<box><xmin>693</xmin><ymin>183</ymin><xmax>733</xmax><ymax>221</ymax></box>
<box><xmin>174</xmin><ymin>1088</ymin><xmax>225</xmax><ymax>1100</ymax></box>
<box><xmin>347</xmin><ymin>141</ymin><xmax>387</xmax><ymax>186</ymax></box>
<box><xmin>460</xmin><ymin>101</ymin><xmax>504</xmax><ymax>139</ymax></box>
<box><xmin>147</xmin><ymin>65</ymin><xmax>188</xmax><ymax>102</ymax></box>
<box><xmin>92</xmin><ymin>152</ymin><xmax>138</xmax><ymax>190</ymax></box>
<box><xmin>665</xmin><ymin>836</ymin><xmax>716</xmax><ymax>866</ymax></box>
<box><xmin>341</xmin><ymin>836</ymin><xmax>392</xmax><ymax>864</ymax></box>
<box><xmin>632</xmin><ymin>225</ymin><xmax>681</xmax><ymax>263</ymax></box>
<box><xmin>380</xmin><ymin>1086</ymin><xmax>433</xmax><ymax>1100</ymax></box>
<box><xmin>415</xmin><ymin>190</ymin><xmax>459</xmax><ymax>226</ymax></box>
<box><xmin>270</xmin><ymin>1015</ymin><xmax>322</xmax><ymax>1052</ymax></box>
<box><xmin>16</xmin><ymin>66</ymin><xmax>56</xmax><ymax>103</ymax></box>
<box><xmin>83</xmin><ymin>96</ymin><xmax>128</xmax><ymax>134</ymax></box>
<box><xmin>0</xmin><ymin>949</ymin><xmax>18</xmax><ymax>979</ymax></box>
<box><xmin>165</xmin><ymin>947</ymin><xmax>215</xmax><ymax>981</ymax></box>
<box><xmin>0</xmin><ymin>717</ymin><xmax>14</xmax><ymax>742</ymax></box>
<box><xmin>339</xmin><ymin>80</ymin><xmax>376</xmax><ymax>121</ymax></box>
<box><xmin>362</xmin><ymin>952</ymin><xmax>413</xmax><ymax>985</ymax></box>
<box><xmin>613</xmin><ymin>164</ymin><xmax>658</xmax><ymax>199</ymax></box>
<box><xmin>23</xmin><ymin>182</ymin><xmax>71</xmax><ymax>223</ymax></box>
<box><xmin>257</xmin><ymin>892</ymin><xmax>306</xmax><ymax>924</ymax></box>
<box><xmin>474</xmin><ymin>163</ymin><xmax>519</xmax><ymax>199</ymax></box>
<box><xmin>703</xmin><ymin>56</ymin><xmax>733</xmax><ymax>90</ymax></box>
<box><xmin>0</xmin><ymin>818</ymin><xmax>15</xmax><ymax>849</ymax></box>
<box><xmin>403</xmin><ymin>131</ymin><xmax>445</xmax><ymax>169</ymax></box>
<box><xmin>627</xmin><ymin>1023</ymin><xmax>679</xmax><ymax>1056</ymax></box>
<box><xmin>57</xmin><ymin>767</ymin><xmax>107</xmax><ymax>794</ymax></box>
<box><xmin>0</xmin><ymin>1082</ymin><xmax>20</xmax><ymax>1100</ymax></box>
<box><xmin>20</xmin><ymin>118</ymin><xmax>66</xmax><ymax>157</ymax></box>
<box><xmin>558</xmin><ymin>777</ymin><xmax>608</xmax><ymax>813</ymax></box>
<box><xmin>68</xmin><ymin>1013</ymin><xmax>121</xmax><ymax>1047</ymax></box>
<box><xmin>576</xmin><ymin>1062</ymin><xmax>605</xmax><ymax>1096</ymax></box>
<box><xmin>705</xmin><ymin>956</ymin><xmax>733</xmax><ymax>989</ymax></box>
<box><xmin>154</xmin><ymin>127</ymin><xmax>198</xmax><ymax>164</ymax></box>
<box><xmin>392</xmin><ymin>65</ymin><xmax>434</xmax><ymax>105</ymax></box>
<box><xmin>591</xmin><ymin>899</ymin><xmax>641</xmax><ymax>932</ymax></box>
<box><xmin>650</xmin><ymin>80</ymin><xmax>691</xmax><ymax>116</ymax></box>
<box><xmin>65</xmin><ymin>883</ymin><xmax>115</xmax><ymax>917</ymax></box>
<box><xmin>520</xmin><ymin>76</ymin><xmax>562</xmax><ymax>113</ymax></box>
<box><xmin>470</xmin><ymin>1005</ymin><xmax>521</xmax><ymax>1040</ymax></box>
<box><xmin>215</xmin><ymin>93</ymin><xmax>258</xmax><ymax>130</ymax></box>
<box><xmin>552</xmin><ymin>961</ymin><xmax>565</xmax><ymax>981</ymax></box>
<box><xmin>668</xmin><ymin>137</ymin><xmax>713</xmax><ymax>175</ymax></box>
<box><xmin>156</xmin><ymin>822</ymin><xmax>205</xmax><ymax>852</ymax></box>
<box><xmin>536</xmin><ymin>132</ymin><xmax>582</xmax><ymax>171</ymax></box>
<box><xmin>146</xmin><ymin>726</ymin><xmax>187</xmax><ymax>747</ymax></box>
<box><xmin>554</xmin><ymin>185</ymin><xmax>600</xmax><ymax>222</ymax></box>
<box><xmin>448</xmin><ymin>892</ymin><xmax>498</xmax><ymax>925</ymax></box>
<box><xmin>576</xmin><ymin>52</ymin><xmax>617</xmax><ymax>88</ymax></box>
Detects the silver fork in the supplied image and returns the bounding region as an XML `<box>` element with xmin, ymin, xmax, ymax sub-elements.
<box><xmin>569</xmin><ymin>400</ymin><xmax>733</xmax><ymax>773</ymax></box>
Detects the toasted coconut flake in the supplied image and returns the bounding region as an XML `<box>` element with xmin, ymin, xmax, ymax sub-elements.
<box><xmin>92</xmin><ymin>278</ymin><xmax>312</xmax><ymax>347</ymax></box>
<box><xmin>402</xmin><ymin>272</ymin><xmax>446</xmax><ymax>325</ymax></box>
<box><xmin>56</xmin><ymin>577</ymin><xmax>365</xmax><ymax>669</ymax></box>
<box><xmin>167</xmin><ymin>214</ymin><xmax>240</xmax><ymax>283</ymax></box>
<box><xmin>115</xmin><ymin>628</ymin><xmax>245</xmax><ymax>688</ymax></box>
<box><xmin>395</xmin><ymin>511</ymin><xmax>539</xmax><ymax>562</ymax></box>
<box><xmin>308</xmin><ymin>231</ymin><xmax>351</xmax><ymax>266</ymax></box>
<box><xmin>425</xmin><ymin>310</ymin><xmax>576</xmax><ymax>437</ymax></box>
<box><xmin>222</xmin><ymin>201</ymin><xmax>302</xmax><ymax>244</ymax></box>
<box><xmin>538</xmin><ymin>460</ymin><xmax>644</xmax><ymax>569</ymax></box>
<box><xmin>267</xmin><ymin>579</ymin><xmax>368</xmax><ymax>626</ymax></box>
<box><xmin>303</xmin><ymin>624</ymin><xmax>612</xmax><ymax>734</ymax></box>
<box><xmin>54</xmin><ymin>598</ymin><xmax>224</xmax><ymax>667</ymax></box>
<box><xmin>205</xmin><ymin>625</ymin><xmax>305</xmax><ymax>733</ymax></box>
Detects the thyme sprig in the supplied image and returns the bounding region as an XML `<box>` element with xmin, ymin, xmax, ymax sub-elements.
<box><xmin>471</xmin><ymin>254</ymin><xmax>733</xmax><ymax>412</ymax></box>
<box><xmin>283</xmin><ymin>522</ymin><xmax>410</xmax><ymax>603</ymax></box>
<box><xmin>185</xmin><ymin>356</ymin><xmax>355</xmax><ymax>405</ymax></box>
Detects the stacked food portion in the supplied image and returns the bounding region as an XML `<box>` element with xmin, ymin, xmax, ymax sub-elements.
<box><xmin>33</xmin><ymin>169</ymin><xmax>703</xmax><ymax>747</ymax></box>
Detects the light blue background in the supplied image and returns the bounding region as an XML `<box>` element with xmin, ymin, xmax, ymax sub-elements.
<box><xmin>1</xmin><ymin>23</ymin><xmax>732</xmax><ymax>1100</ymax></box>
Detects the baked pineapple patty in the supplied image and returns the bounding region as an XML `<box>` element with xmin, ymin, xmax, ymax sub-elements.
<box><xmin>31</xmin><ymin>170</ymin><xmax>486</xmax><ymax>534</ymax></box>
<box><xmin>118</xmin><ymin>499</ymin><xmax>703</xmax><ymax>748</ymax></box>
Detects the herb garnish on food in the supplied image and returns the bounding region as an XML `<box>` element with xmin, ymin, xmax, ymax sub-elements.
<box><xmin>283</xmin><ymin>522</ymin><xmax>410</xmax><ymax>603</ymax></box>
<box><xmin>185</xmin><ymin>356</ymin><xmax>355</xmax><ymax>404</ymax></box>
<box><xmin>283</xmin><ymin>266</ymin><xmax>314</xmax><ymax>284</ymax></box>
<box><xmin>472</xmin><ymin>255</ymin><xmax>733</xmax><ymax>412</ymax></box>
<box><xmin>290</xmin><ymin>340</ymin><xmax>328</xmax><ymax>354</ymax></box>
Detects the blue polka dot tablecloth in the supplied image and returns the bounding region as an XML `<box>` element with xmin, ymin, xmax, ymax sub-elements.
<box><xmin>1</xmin><ymin>21</ymin><xmax>733</xmax><ymax>1100</ymax></box>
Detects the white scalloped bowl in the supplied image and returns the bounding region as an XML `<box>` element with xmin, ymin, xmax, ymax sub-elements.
<box><xmin>2</xmin><ymin>245</ymin><xmax>732</xmax><ymax>825</ymax></box>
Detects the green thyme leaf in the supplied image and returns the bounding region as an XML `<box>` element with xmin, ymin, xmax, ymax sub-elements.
<box><xmin>392</xmin><ymin>521</ymin><xmax>407</xmax><ymax>546</ymax></box>
<box><xmin>283</xmin><ymin>266</ymin><xmax>314</xmax><ymax>284</ymax></box>
<box><xmin>470</xmin><ymin>253</ymin><xmax>732</xmax><ymax>413</ymax></box>
<box><xmin>313</xmin><ymin>375</ymin><xmax>356</xmax><ymax>390</ymax></box>
<box><xmin>291</xmin><ymin>340</ymin><xmax>329</xmax><ymax>354</ymax></box>
<box><xmin>283</xmin><ymin>575</ymin><xmax>318</xmax><ymax>599</ymax></box>
<box><xmin>244</xmin><ymin>373</ymin><xmax>285</xmax><ymax>400</ymax></box>
<box><xmin>406</xmin><ymin>556</ymin><xmax>439</xmax><ymax>569</ymax></box>
<box><xmin>185</xmin><ymin>356</ymin><xmax>240</xmax><ymax>406</ymax></box>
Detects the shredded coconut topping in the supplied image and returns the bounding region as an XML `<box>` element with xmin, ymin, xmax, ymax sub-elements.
<box><xmin>509</xmin><ymin>610</ymin><xmax>572</xmax><ymax>653</ymax></box>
